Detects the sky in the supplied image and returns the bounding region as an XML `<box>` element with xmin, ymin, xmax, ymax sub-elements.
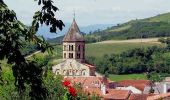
<box><xmin>4</xmin><ymin>0</ymin><xmax>170</xmax><ymax>26</ymax></box>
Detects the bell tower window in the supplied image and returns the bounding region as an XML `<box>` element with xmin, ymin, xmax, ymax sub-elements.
<box><xmin>69</xmin><ymin>45</ymin><xmax>74</xmax><ymax>51</ymax></box>
<box><xmin>69</xmin><ymin>53</ymin><xmax>73</xmax><ymax>58</ymax></box>
<box><xmin>64</xmin><ymin>45</ymin><xmax>67</xmax><ymax>51</ymax></box>
<box><xmin>64</xmin><ymin>53</ymin><xmax>66</xmax><ymax>59</ymax></box>
<box><xmin>77</xmin><ymin>53</ymin><xmax>81</xmax><ymax>59</ymax></box>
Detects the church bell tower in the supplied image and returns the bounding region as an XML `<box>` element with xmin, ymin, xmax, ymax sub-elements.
<box><xmin>62</xmin><ymin>18</ymin><xmax>85</xmax><ymax>63</ymax></box>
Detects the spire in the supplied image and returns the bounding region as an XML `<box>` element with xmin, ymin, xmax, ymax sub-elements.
<box><xmin>63</xmin><ymin>16</ymin><xmax>85</xmax><ymax>42</ymax></box>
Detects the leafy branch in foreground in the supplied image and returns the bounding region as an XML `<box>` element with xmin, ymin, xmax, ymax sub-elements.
<box><xmin>0</xmin><ymin>0</ymin><xmax>64</xmax><ymax>99</ymax></box>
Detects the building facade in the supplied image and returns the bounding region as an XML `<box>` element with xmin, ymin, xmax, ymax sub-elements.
<box><xmin>52</xmin><ymin>18</ymin><xmax>95</xmax><ymax>77</ymax></box>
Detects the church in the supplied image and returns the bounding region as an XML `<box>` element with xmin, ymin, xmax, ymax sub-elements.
<box><xmin>52</xmin><ymin>18</ymin><xmax>96</xmax><ymax>77</ymax></box>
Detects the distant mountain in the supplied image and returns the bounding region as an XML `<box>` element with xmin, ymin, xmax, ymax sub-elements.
<box><xmin>37</xmin><ymin>23</ymin><xmax>114</xmax><ymax>39</ymax></box>
<box><xmin>47</xmin><ymin>12</ymin><xmax>170</xmax><ymax>44</ymax></box>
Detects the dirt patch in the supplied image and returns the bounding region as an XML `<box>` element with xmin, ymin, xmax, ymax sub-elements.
<box><xmin>95</xmin><ymin>38</ymin><xmax>161</xmax><ymax>44</ymax></box>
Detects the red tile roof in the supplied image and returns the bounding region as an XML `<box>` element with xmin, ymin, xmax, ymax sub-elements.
<box><xmin>84</xmin><ymin>87</ymin><xmax>102</xmax><ymax>96</ymax></box>
<box><xmin>117</xmin><ymin>80</ymin><xmax>152</xmax><ymax>91</ymax></box>
<box><xmin>64</xmin><ymin>76</ymin><xmax>109</xmax><ymax>88</ymax></box>
<box><xmin>103</xmin><ymin>89</ymin><xmax>131</xmax><ymax>100</ymax></box>
<box><xmin>83</xmin><ymin>63</ymin><xmax>95</xmax><ymax>68</ymax></box>
<box><xmin>129</xmin><ymin>94</ymin><xmax>152</xmax><ymax>100</ymax></box>
<box><xmin>84</xmin><ymin>88</ymin><xmax>131</xmax><ymax>100</ymax></box>
<box><xmin>147</xmin><ymin>93</ymin><xmax>170</xmax><ymax>100</ymax></box>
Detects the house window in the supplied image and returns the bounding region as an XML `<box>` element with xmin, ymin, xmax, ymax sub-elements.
<box><xmin>66</xmin><ymin>70</ymin><xmax>69</xmax><ymax>76</ymax></box>
<box><xmin>83</xmin><ymin>72</ymin><xmax>86</xmax><ymax>76</ymax></box>
<box><xmin>64</xmin><ymin>45</ymin><xmax>67</xmax><ymax>51</ymax></box>
<box><xmin>64</xmin><ymin>53</ymin><xmax>66</xmax><ymax>58</ymax></box>
<box><xmin>69</xmin><ymin>53</ymin><xmax>73</xmax><ymax>58</ymax></box>
<box><xmin>77</xmin><ymin>53</ymin><xmax>81</xmax><ymax>59</ymax></box>
<box><xmin>82</xmin><ymin>69</ymin><xmax>86</xmax><ymax>76</ymax></box>
<box><xmin>69</xmin><ymin>45</ymin><xmax>74</xmax><ymax>51</ymax></box>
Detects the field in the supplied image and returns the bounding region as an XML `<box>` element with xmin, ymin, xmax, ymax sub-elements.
<box><xmin>86</xmin><ymin>42</ymin><xmax>163</xmax><ymax>58</ymax></box>
<box><xmin>31</xmin><ymin>39</ymin><xmax>164</xmax><ymax>65</ymax></box>
<box><xmin>109</xmin><ymin>74</ymin><xmax>147</xmax><ymax>82</ymax></box>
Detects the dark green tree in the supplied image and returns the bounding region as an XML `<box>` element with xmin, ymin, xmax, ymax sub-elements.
<box><xmin>0</xmin><ymin>0</ymin><xmax>64</xmax><ymax>99</ymax></box>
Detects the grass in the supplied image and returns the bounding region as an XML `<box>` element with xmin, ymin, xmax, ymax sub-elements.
<box><xmin>109</xmin><ymin>25</ymin><xmax>131</xmax><ymax>32</ymax></box>
<box><xmin>109</xmin><ymin>74</ymin><xmax>147</xmax><ymax>82</ymax></box>
<box><xmin>24</xmin><ymin>42</ymin><xmax>163</xmax><ymax>67</ymax></box>
<box><xmin>86</xmin><ymin>42</ymin><xmax>163</xmax><ymax>58</ymax></box>
<box><xmin>28</xmin><ymin>41</ymin><xmax>164</xmax><ymax>66</ymax></box>
<box><xmin>146</xmin><ymin>13</ymin><xmax>170</xmax><ymax>22</ymax></box>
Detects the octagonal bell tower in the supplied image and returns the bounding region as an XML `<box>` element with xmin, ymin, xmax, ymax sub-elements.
<box><xmin>62</xmin><ymin>18</ymin><xmax>85</xmax><ymax>63</ymax></box>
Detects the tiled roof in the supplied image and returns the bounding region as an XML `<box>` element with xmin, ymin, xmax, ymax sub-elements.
<box><xmin>64</xmin><ymin>76</ymin><xmax>108</xmax><ymax>88</ymax></box>
<box><xmin>129</xmin><ymin>94</ymin><xmax>152</xmax><ymax>100</ymax></box>
<box><xmin>63</xmin><ymin>19</ymin><xmax>85</xmax><ymax>42</ymax></box>
<box><xmin>84</xmin><ymin>88</ymin><xmax>131</xmax><ymax>100</ymax></box>
<box><xmin>84</xmin><ymin>87</ymin><xmax>102</xmax><ymax>96</ymax></box>
<box><xmin>147</xmin><ymin>93</ymin><xmax>170</xmax><ymax>100</ymax></box>
<box><xmin>117</xmin><ymin>80</ymin><xmax>152</xmax><ymax>91</ymax></box>
<box><xmin>103</xmin><ymin>89</ymin><xmax>131</xmax><ymax>100</ymax></box>
<box><xmin>83</xmin><ymin>63</ymin><xmax>95</xmax><ymax>68</ymax></box>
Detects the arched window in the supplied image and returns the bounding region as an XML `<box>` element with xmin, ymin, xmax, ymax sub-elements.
<box><xmin>83</xmin><ymin>72</ymin><xmax>86</xmax><ymax>76</ymax></box>
<box><xmin>63</xmin><ymin>70</ymin><xmax>66</xmax><ymax>75</ymax></box>
<box><xmin>55</xmin><ymin>69</ymin><xmax>60</xmax><ymax>75</ymax></box>
<box><xmin>64</xmin><ymin>45</ymin><xmax>67</xmax><ymax>51</ymax></box>
<box><xmin>66</xmin><ymin>70</ymin><xmax>69</xmax><ymax>76</ymax></box>
<box><xmin>77</xmin><ymin>53</ymin><xmax>80</xmax><ymax>59</ymax></box>
<box><xmin>71</xmin><ymin>45</ymin><xmax>74</xmax><ymax>51</ymax></box>
<box><xmin>69</xmin><ymin>53</ymin><xmax>73</xmax><ymax>58</ymax></box>
<box><xmin>82</xmin><ymin>69</ymin><xmax>86</xmax><ymax>76</ymax></box>
<box><xmin>64</xmin><ymin>53</ymin><xmax>66</xmax><ymax>58</ymax></box>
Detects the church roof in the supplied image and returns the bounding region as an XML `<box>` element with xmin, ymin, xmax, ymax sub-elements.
<box><xmin>63</xmin><ymin>19</ymin><xmax>85</xmax><ymax>42</ymax></box>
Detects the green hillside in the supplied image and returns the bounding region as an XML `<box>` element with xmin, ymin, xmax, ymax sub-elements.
<box><xmin>48</xmin><ymin>12</ymin><xmax>170</xmax><ymax>44</ymax></box>
<box><xmin>144</xmin><ymin>13</ymin><xmax>170</xmax><ymax>22</ymax></box>
<box><xmin>85</xmin><ymin>42</ymin><xmax>163</xmax><ymax>58</ymax></box>
<box><xmin>86</xmin><ymin>13</ymin><xmax>170</xmax><ymax>42</ymax></box>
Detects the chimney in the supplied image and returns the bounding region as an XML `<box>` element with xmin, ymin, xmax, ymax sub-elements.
<box><xmin>101</xmin><ymin>84</ymin><xmax>106</xmax><ymax>95</ymax></box>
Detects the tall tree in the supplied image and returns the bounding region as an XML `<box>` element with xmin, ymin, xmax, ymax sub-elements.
<box><xmin>0</xmin><ymin>0</ymin><xmax>64</xmax><ymax>99</ymax></box>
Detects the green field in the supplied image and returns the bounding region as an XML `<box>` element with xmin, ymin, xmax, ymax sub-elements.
<box><xmin>86</xmin><ymin>42</ymin><xmax>163</xmax><ymax>58</ymax></box>
<box><xmin>109</xmin><ymin>74</ymin><xmax>147</xmax><ymax>82</ymax></box>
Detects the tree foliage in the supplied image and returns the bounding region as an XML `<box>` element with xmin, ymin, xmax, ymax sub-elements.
<box><xmin>86</xmin><ymin>45</ymin><xmax>170</xmax><ymax>76</ymax></box>
<box><xmin>0</xmin><ymin>0</ymin><xmax>64</xmax><ymax>99</ymax></box>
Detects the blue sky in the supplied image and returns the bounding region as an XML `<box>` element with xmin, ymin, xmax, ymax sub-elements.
<box><xmin>4</xmin><ymin>0</ymin><xmax>170</xmax><ymax>26</ymax></box>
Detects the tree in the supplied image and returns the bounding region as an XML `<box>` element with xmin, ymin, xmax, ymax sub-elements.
<box><xmin>0</xmin><ymin>0</ymin><xmax>64</xmax><ymax>99</ymax></box>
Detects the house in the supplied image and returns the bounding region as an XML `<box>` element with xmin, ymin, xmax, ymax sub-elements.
<box><xmin>116</xmin><ymin>80</ymin><xmax>152</xmax><ymax>94</ymax></box>
<box><xmin>144</xmin><ymin>78</ymin><xmax>170</xmax><ymax>94</ymax></box>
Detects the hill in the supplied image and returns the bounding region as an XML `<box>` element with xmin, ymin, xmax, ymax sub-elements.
<box><xmin>86</xmin><ymin>13</ymin><xmax>170</xmax><ymax>42</ymax></box>
<box><xmin>37</xmin><ymin>23</ymin><xmax>113</xmax><ymax>39</ymax></box>
<box><xmin>48</xmin><ymin>12</ymin><xmax>170</xmax><ymax>44</ymax></box>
